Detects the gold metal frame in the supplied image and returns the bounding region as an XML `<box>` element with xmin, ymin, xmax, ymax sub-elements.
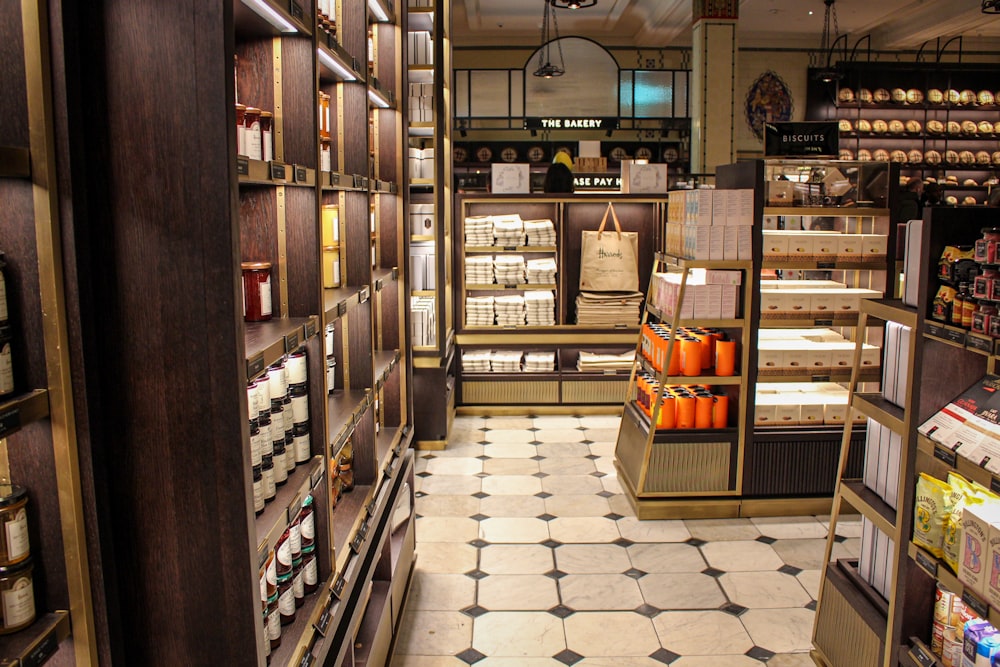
<box><xmin>21</xmin><ymin>0</ymin><xmax>97</xmax><ymax>661</ymax></box>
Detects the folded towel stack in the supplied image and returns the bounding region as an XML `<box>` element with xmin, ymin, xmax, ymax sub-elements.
<box><xmin>524</xmin><ymin>350</ymin><xmax>556</xmax><ymax>372</ymax></box>
<box><xmin>466</xmin><ymin>295</ymin><xmax>495</xmax><ymax>327</ymax></box>
<box><xmin>490</xmin><ymin>350</ymin><xmax>523</xmax><ymax>373</ymax></box>
<box><xmin>524</xmin><ymin>219</ymin><xmax>557</xmax><ymax>247</ymax></box>
<box><xmin>525</xmin><ymin>290</ymin><xmax>556</xmax><ymax>327</ymax></box>
<box><xmin>465</xmin><ymin>215</ymin><xmax>494</xmax><ymax>246</ymax></box>
<box><xmin>494</xmin><ymin>294</ymin><xmax>526</xmax><ymax>327</ymax></box>
<box><xmin>526</xmin><ymin>258</ymin><xmax>557</xmax><ymax>285</ymax></box>
<box><xmin>465</xmin><ymin>255</ymin><xmax>494</xmax><ymax>285</ymax></box>
<box><xmin>492</xmin><ymin>214</ymin><xmax>525</xmax><ymax>247</ymax></box>
<box><xmin>494</xmin><ymin>255</ymin><xmax>526</xmax><ymax>285</ymax></box>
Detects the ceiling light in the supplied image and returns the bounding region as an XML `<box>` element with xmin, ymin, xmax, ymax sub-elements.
<box><xmin>241</xmin><ymin>0</ymin><xmax>297</xmax><ymax>33</ymax></box>
<box><xmin>984</xmin><ymin>0</ymin><xmax>1000</xmax><ymax>12</ymax></box>
<box><xmin>811</xmin><ymin>0</ymin><xmax>845</xmax><ymax>83</ymax></box>
<box><xmin>533</xmin><ymin>2</ymin><xmax>566</xmax><ymax>78</ymax></box>
<box><xmin>549</xmin><ymin>0</ymin><xmax>598</xmax><ymax>8</ymax></box>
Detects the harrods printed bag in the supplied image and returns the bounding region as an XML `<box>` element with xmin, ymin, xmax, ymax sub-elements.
<box><xmin>579</xmin><ymin>202</ymin><xmax>639</xmax><ymax>292</ymax></box>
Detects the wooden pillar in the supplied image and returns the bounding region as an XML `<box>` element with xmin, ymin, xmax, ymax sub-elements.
<box><xmin>690</xmin><ymin>0</ymin><xmax>738</xmax><ymax>175</ymax></box>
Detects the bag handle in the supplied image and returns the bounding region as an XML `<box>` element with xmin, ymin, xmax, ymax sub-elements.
<box><xmin>595</xmin><ymin>202</ymin><xmax>623</xmax><ymax>240</ymax></box>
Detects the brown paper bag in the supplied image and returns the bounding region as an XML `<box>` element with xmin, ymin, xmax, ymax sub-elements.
<box><xmin>579</xmin><ymin>202</ymin><xmax>639</xmax><ymax>292</ymax></box>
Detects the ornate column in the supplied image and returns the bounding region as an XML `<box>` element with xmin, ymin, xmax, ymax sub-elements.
<box><xmin>690</xmin><ymin>0</ymin><xmax>738</xmax><ymax>174</ymax></box>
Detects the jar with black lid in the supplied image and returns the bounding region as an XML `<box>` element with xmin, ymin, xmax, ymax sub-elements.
<box><xmin>0</xmin><ymin>557</ymin><xmax>35</xmax><ymax>634</ymax></box>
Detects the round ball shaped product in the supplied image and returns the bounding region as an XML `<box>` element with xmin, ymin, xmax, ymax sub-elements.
<box><xmin>928</xmin><ymin>88</ymin><xmax>944</xmax><ymax>104</ymax></box>
<box><xmin>858</xmin><ymin>88</ymin><xmax>873</xmax><ymax>103</ymax></box>
<box><xmin>994</xmin><ymin>120</ymin><xmax>1000</xmax><ymax>134</ymax></box>
<box><xmin>963</xmin><ymin>196</ymin><xmax>979</xmax><ymax>206</ymax></box>
<box><xmin>872</xmin><ymin>119</ymin><xmax>889</xmax><ymax>134</ymax></box>
<box><xmin>909</xmin><ymin>149</ymin><xmax>925</xmax><ymax>164</ymax></box>
<box><xmin>874</xmin><ymin>88</ymin><xmax>892</xmax><ymax>103</ymax></box>
<box><xmin>838</xmin><ymin>88</ymin><xmax>855</xmax><ymax>104</ymax></box>
<box><xmin>993</xmin><ymin>151</ymin><xmax>1000</xmax><ymax>165</ymax></box>
<box><xmin>905</xmin><ymin>119</ymin><xmax>922</xmax><ymax>134</ymax></box>
<box><xmin>927</xmin><ymin>119</ymin><xmax>945</xmax><ymax>134</ymax></box>
<box><xmin>906</xmin><ymin>88</ymin><xmax>924</xmax><ymax>104</ymax></box>
<box><xmin>961</xmin><ymin>89</ymin><xmax>977</xmax><ymax>105</ymax></box>
<box><xmin>980</xmin><ymin>90</ymin><xmax>996</xmax><ymax>105</ymax></box>
<box><xmin>888</xmin><ymin>119</ymin><xmax>906</xmax><ymax>134</ymax></box>
<box><xmin>946</xmin><ymin>89</ymin><xmax>961</xmax><ymax>104</ymax></box>
<box><xmin>978</xmin><ymin>150</ymin><xmax>992</xmax><ymax>165</ymax></box>
<box><xmin>945</xmin><ymin>149</ymin><xmax>960</xmax><ymax>164</ymax></box>
<box><xmin>979</xmin><ymin>121</ymin><xmax>995</xmax><ymax>135</ymax></box>
<box><xmin>962</xmin><ymin>120</ymin><xmax>978</xmax><ymax>135</ymax></box>
<box><xmin>946</xmin><ymin>195</ymin><xmax>959</xmax><ymax>205</ymax></box>
<box><xmin>964</xmin><ymin>178</ymin><xmax>979</xmax><ymax>187</ymax></box>
<box><xmin>838</xmin><ymin>118</ymin><xmax>853</xmax><ymax>132</ymax></box>
<box><xmin>960</xmin><ymin>150</ymin><xmax>976</xmax><ymax>165</ymax></box>
<box><xmin>947</xmin><ymin>120</ymin><xmax>962</xmax><ymax>135</ymax></box>
<box><xmin>890</xmin><ymin>149</ymin><xmax>908</xmax><ymax>163</ymax></box>
<box><xmin>857</xmin><ymin>148</ymin><xmax>873</xmax><ymax>161</ymax></box>
<box><xmin>923</xmin><ymin>150</ymin><xmax>940</xmax><ymax>165</ymax></box>
<box><xmin>945</xmin><ymin>174</ymin><xmax>959</xmax><ymax>184</ymax></box>
<box><xmin>839</xmin><ymin>148</ymin><xmax>855</xmax><ymax>160</ymax></box>
<box><xmin>873</xmin><ymin>148</ymin><xmax>891</xmax><ymax>162</ymax></box>
<box><xmin>891</xmin><ymin>88</ymin><xmax>907</xmax><ymax>103</ymax></box>
<box><xmin>856</xmin><ymin>119</ymin><xmax>872</xmax><ymax>133</ymax></box>
<box><xmin>925</xmin><ymin>177</ymin><xmax>937</xmax><ymax>184</ymax></box>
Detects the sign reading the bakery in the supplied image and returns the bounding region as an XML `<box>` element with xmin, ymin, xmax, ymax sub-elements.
<box><xmin>764</xmin><ymin>121</ymin><xmax>839</xmax><ymax>157</ymax></box>
<box><xmin>524</xmin><ymin>117</ymin><xmax>618</xmax><ymax>131</ymax></box>
<box><xmin>693</xmin><ymin>0</ymin><xmax>738</xmax><ymax>19</ymax></box>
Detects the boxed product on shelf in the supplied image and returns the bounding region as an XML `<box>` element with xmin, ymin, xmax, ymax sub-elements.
<box><xmin>462</xmin><ymin>349</ymin><xmax>492</xmax><ymax>373</ymax></box>
<box><xmin>466</xmin><ymin>295</ymin><xmax>495</xmax><ymax>327</ymax></box>
<box><xmin>465</xmin><ymin>255</ymin><xmax>493</xmax><ymax>284</ymax></box>
<box><xmin>410</xmin><ymin>241</ymin><xmax>436</xmax><ymax>291</ymax></box>
<box><xmin>759</xmin><ymin>286</ymin><xmax>881</xmax><ymax>317</ymax></box>
<box><xmin>523</xmin><ymin>351</ymin><xmax>556</xmax><ymax>373</ymax></box>
<box><xmin>491</xmin><ymin>165</ymin><xmax>530</xmax><ymax>194</ymax></box>
<box><xmin>407</xmin><ymin>30</ymin><xmax>432</xmax><ymax>65</ymax></box>
<box><xmin>919</xmin><ymin>375</ymin><xmax>1000</xmax><ymax>472</ymax></box>
<box><xmin>494</xmin><ymin>294</ymin><xmax>526</xmax><ymax>326</ymax></box>
<box><xmin>523</xmin><ymin>219</ymin><xmax>556</xmax><ymax>246</ymax></box>
<box><xmin>575</xmin><ymin>291</ymin><xmax>644</xmax><ymax>326</ymax></box>
<box><xmin>882</xmin><ymin>322</ymin><xmax>911</xmax><ymax>408</ymax></box>
<box><xmin>761</xmin><ymin>231</ymin><xmax>888</xmax><ymax>261</ymax></box>
<box><xmin>753</xmin><ymin>382</ymin><xmax>858</xmax><ymax>426</ymax></box>
<box><xmin>524</xmin><ymin>291</ymin><xmax>556</xmax><ymax>327</ymax></box>
<box><xmin>577</xmin><ymin>350</ymin><xmax>634</xmax><ymax>372</ymax></box>
<box><xmin>526</xmin><ymin>258</ymin><xmax>557</xmax><ymax>284</ymax></box>
<box><xmin>493</xmin><ymin>255</ymin><xmax>526</xmax><ymax>285</ymax></box>
<box><xmin>863</xmin><ymin>418</ymin><xmax>902</xmax><ymax>509</ymax></box>
<box><xmin>903</xmin><ymin>219</ymin><xmax>924</xmax><ymax>307</ymax></box>
<box><xmin>959</xmin><ymin>504</ymin><xmax>1000</xmax><ymax>597</ymax></box>
<box><xmin>411</xmin><ymin>296</ymin><xmax>436</xmax><ymax>347</ymax></box>
<box><xmin>650</xmin><ymin>270</ymin><xmax>741</xmax><ymax>319</ymax></box>
<box><xmin>667</xmin><ymin>189</ymin><xmax>755</xmax><ymax>225</ymax></box>
<box><xmin>492</xmin><ymin>214</ymin><xmax>525</xmax><ymax>246</ymax></box>
<box><xmin>490</xmin><ymin>350</ymin><xmax>523</xmax><ymax>373</ymax></box>
<box><xmin>410</xmin><ymin>203</ymin><xmax>435</xmax><ymax>236</ymax></box>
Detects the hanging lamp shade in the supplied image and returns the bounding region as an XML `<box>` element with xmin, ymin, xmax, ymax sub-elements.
<box><xmin>549</xmin><ymin>0</ymin><xmax>597</xmax><ymax>8</ymax></box>
<box><xmin>533</xmin><ymin>2</ymin><xmax>566</xmax><ymax>78</ymax></box>
<box><xmin>812</xmin><ymin>0</ymin><xmax>844</xmax><ymax>82</ymax></box>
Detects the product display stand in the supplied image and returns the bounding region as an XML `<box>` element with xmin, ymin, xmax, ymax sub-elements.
<box><xmin>811</xmin><ymin>207</ymin><xmax>996</xmax><ymax>667</ymax></box>
<box><xmin>453</xmin><ymin>194</ymin><xmax>660</xmax><ymax>410</ymax></box>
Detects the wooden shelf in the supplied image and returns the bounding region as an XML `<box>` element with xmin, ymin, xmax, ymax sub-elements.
<box><xmin>0</xmin><ymin>389</ymin><xmax>50</xmax><ymax>440</ymax></box>
<box><xmin>853</xmin><ymin>393</ymin><xmax>907</xmax><ymax>434</ymax></box>
<box><xmin>244</xmin><ymin>316</ymin><xmax>319</xmax><ymax>380</ymax></box>
<box><xmin>323</xmin><ymin>286</ymin><xmax>364</xmax><ymax>322</ymax></box>
<box><xmin>327</xmin><ymin>389</ymin><xmax>370</xmax><ymax>450</ymax></box>
<box><xmin>757</xmin><ymin>368</ymin><xmax>881</xmax><ymax>383</ymax></box>
<box><xmin>645</xmin><ymin>304</ymin><xmax>743</xmax><ymax>328</ymax></box>
<box><xmin>639</xmin><ymin>358</ymin><xmax>741</xmax><ymax>385</ymax></box>
<box><xmin>0</xmin><ymin>147</ymin><xmax>30</xmax><ymax>178</ymax></box>
<box><xmin>923</xmin><ymin>320</ymin><xmax>999</xmax><ymax>356</ymax></box>
<box><xmin>318</xmin><ymin>41</ymin><xmax>363</xmax><ymax>83</ymax></box>
<box><xmin>465</xmin><ymin>284</ymin><xmax>557</xmax><ymax>291</ymax></box>
<box><xmin>908</xmin><ymin>541</ymin><xmax>1000</xmax><ymax>628</ymax></box>
<box><xmin>374</xmin><ymin>350</ymin><xmax>401</xmax><ymax>389</ymax></box>
<box><xmin>760</xmin><ymin>259</ymin><xmax>887</xmax><ymax>270</ymax></box>
<box><xmin>408</xmin><ymin>122</ymin><xmax>434</xmax><ymax>138</ymax></box>
<box><xmin>237</xmin><ymin>158</ymin><xmax>316</xmax><ymax>187</ymax></box>
<box><xmin>841</xmin><ymin>480</ymin><xmax>897</xmax><ymax>538</ymax></box>
<box><xmin>655</xmin><ymin>253</ymin><xmax>752</xmax><ymax>270</ymax></box>
<box><xmin>407</xmin><ymin>65</ymin><xmax>433</xmax><ymax>83</ymax></box>
<box><xmin>764</xmin><ymin>206</ymin><xmax>891</xmax><ymax>217</ymax></box>
<box><xmin>465</xmin><ymin>246</ymin><xmax>557</xmax><ymax>253</ymax></box>
<box><xmin>861</xmin><ymin>299</ymin><xmax>919</xmax><ymax>328</ymax></box>
<box><xmin>407</xmin><ymin>7</ymin><xmax>434</xmax><ymax>31</ymax></box>
<box><xmin>233</xmin><ymin>0</ymin><xmax>312</xmax><ymax>37</ymax></box>
<box><xmin>0</xmin><ymin>611</ymin><xmax>70</xmax><ymax>667</ymax></box>
<box><xmin>758</xmin><ymin>313</ymin><xmax>864</xmax><ymax>328</ymax></box>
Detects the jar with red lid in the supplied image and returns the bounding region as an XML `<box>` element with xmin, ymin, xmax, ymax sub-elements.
<box><xmin>241</xmin><ymin>262</ymin><xmax>273</xmax><ymax>322</ymax></box>
<box><xmin>244</xmin><ymin>107</ymin><xmax>262</xmax><ymax>161</ymax></box>
<box><xmin>235</xmin><ymin>104</ymin><xmax>247</xmax><ymax>156</ymax></box>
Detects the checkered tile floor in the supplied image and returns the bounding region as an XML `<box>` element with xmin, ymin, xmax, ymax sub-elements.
<box><xmin>390</xmin><ymin>415</ymin><xmax>859</xmax><ymax>666</ymax></box>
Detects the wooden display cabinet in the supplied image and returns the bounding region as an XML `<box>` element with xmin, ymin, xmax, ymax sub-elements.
<box><xmin>452</xmin><ymin>194</ymin><xmax>660</xmax><ymax>410</ymax></box>
<box><xmin>11</xmin><ymin>0</ymin><xmax>416</xmax><ymax>663</ymax></box>
<box><xmin>812</xmin><ymin>206</ymin><xmax>996</xmax><ymax>667</ymax></box>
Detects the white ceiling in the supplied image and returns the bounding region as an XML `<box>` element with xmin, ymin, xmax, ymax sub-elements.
<box><xmin>452</xmin><ymin>0</ymin><xmax>1000</xmax><ymax>50</ymax></box>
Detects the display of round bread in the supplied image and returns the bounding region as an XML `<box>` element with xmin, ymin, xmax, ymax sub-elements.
<box><xmin>928</xmin><ymin>89</ymin><xmax>944</xmax><ymax>104</ymax></box>
<box><xmin>905</xmin><ymin>120</ymin><xmax>922</xmax><ymax>134</ymax></box>
<box><xmin>964</xmin><ymin>178</ymin><xmax>979</xmax><ymax>187</ymax></box>
<box><xmin>874</xmin><ymin>88</ymin><xmax>891</xmax><ymax>103</ymax></box>
<box><xmin>945</xmin><ymin>149</ymin><xmax>960</xmax><ymax>164</ymax></box>
<box><xmin>839</xmin><ymin>148</ymin><xmax>855</xmax><ymax>160</ymax></box>
<box><xmin>962</xmin><ymin>120</ymin><xmax>978</xmax><ymax>135</ymax></box>
<box><xmin>961</xmin><ymin>89</ymin><xmax>977</xmax><ymax>105</ymax></box>
<box><xmin>871</xmin><ymin>119</ymin><xmax>888</xmax><ymax>134</ymax></box>
<box><xmin>838</xmin><ymin>119</ymin><xmax>853</xmax><ymax>132</ymax></box>
<box><xmin>945</xmin><ymin>195</ymin><xmax>959</xmax><ymax>205</ymax></box>
<box><xmin>906</xmin><ymin>89</ymin><xmax>924</xmax><ymax>104</ymax></box>
<box><xmin>890</xmin><ymin>149</ymin><xmax>908</xmax><ymax>163</ymax></box>
<box><xmin>993</xmin><ymin>151</ymin><xmax>1000</xmax><ymax>165</ymax></box>
<box><xmin>979</xmin><ymin>90</ymin><xmax>996</xmax><ymax>105</ymax></box>
<box><xmin>858</xmin><ymin>88</ymin><xmax>873</xmax><ymax>104</ymax></box>
<box><xmin>923</xmin><ymin>150</ymin><xmax>941</xmax><ymax>165</ymax></box>
<box><xmin>838</xmin><ymin>88</ymin><xmax>855</xmax><ymax>104</ymax></box>
<box><xmin>927</xmin><ymin>120</ymin><xmax>945</xmax><ymax>134</ymax></box>
<box><xmin>888</xmin><ymin>119</ymin><xmax>905</xmax><ymax>134</ymax></box>
<box><xmin>979</xmin><ymin>121</ymin><xmax>994</xmax><ymax>135</ymax></box>
<box><xmin>909</xmin><ymin>149</ymin><xmax>925</xmax><ymax>164</ymax></box>
<box><xmin>856</xmin><ymin>119</ymin><xmax>872</xmax><ymax>133</ymax></box>
<box><xmin>978</xmin><ymin>151</ymin><xmax>993</xmax><ymax>165</ymax></box>
<box><xmin>963</xmin><ymin>196</ymin><xmax>978</xmax><ymax>206</ymax></box>
<box><xmin>947</xmin><ymin>120</ymin><xmax>962</xmax><ymax>135</ymax></box>
<box><xmin>946</xmin><ymin>89</ymin><xmax>962</xmax><ymax>104</ymax></box>
<box><xmin>960</xmin><ymin>150</ymin><xmax>976</xmax><ymax>164</ymax></box>
<box><xmin>873</xmin><ymin>148</ymin><xmax>890</xmax><ymax>162</ymax></box>
<box><xmin>891</xmin><ymin>88</ymin><xmax>907</xmax><ymax>103</ymax></box>
<box><xmin>857</xmin><ymin>148</ymin><xmax>872</xmax><ymax>161</ymax></box>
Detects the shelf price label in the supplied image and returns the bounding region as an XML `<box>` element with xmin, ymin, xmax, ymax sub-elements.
<box><xmin>963</xmin><ymin>590</ymin><xmax>990</xmax><ymax>619</ymax></box>
<box><xmin>360</xmin><ymin>286</ymin><xmax>371</xmax><ymax>303</ymax></box>
<box><xmin>991</xmin><ymin>477</ymin><xmax>1000</xmax><ymax>496</ymax></box>
<box><xmin>331</xmin><ymin>575</ymin><xmax>346</xmax><ymax>599</ymax></box>
<box><xmin>933</xmin><ymin>446</ymin><xmax>958</xmax><ymax>468</ymax></box>
<box><xmin>811</xmin><ymin>375</ymin><xmax>831</xmax><ymax>383</ymax></box>
<box><xmin>247</xmin><ymin>353</ymin><xmax>266</xmax><ymax>380</ymax></box>
<box><xmin>285</xmin><ymin>330</ymin><xmax>300</xmax><ymax>353</ymax></box>
<box><xmin>270</xmin><ymin>162</ymin><xmax>287</xmax><ymax>181</ymax></box>
<box><xmin>908</xmin><ymin>639</ymin><xmax>937</xmax><ymax>667</ymax></box>
<box><xmin>304</xmin><ymin>318</ymin><xmax>317</xmax><ymax>339</ymax></box>
<box><xmin>330</xmin><ymin>173</ymin><xmax>341</xmax><ymax>187</ymax></box>
<box><xmin>298</xmin><ymin>653</ymin><xmax>314</xmax><ymax>667</ymax></box>
<box><xmin>337</xmin><ymin>300</ymin><xmax>347</xmax><ymax>317</ymax></box>
<box><xmin>968</xmin><ymin>334</ymin><xmax>993</xmax><ymax>354</ymax></box>
<box><xmin>913</xmin><ymin>548</ymin><xmax>937</xmax><ymax>577</ymax></box>
<box><xmin>22</xmin><ymin>626</ymin><xmax>60</xmax><ymax>667</ymax></box>
<box><xmin>0</xmin><ymin>406</ymin><xmax>21</xmax><ymax>439</ymax></box>
<box><xmin>944</xmin><ymin>328</ymin><xmax>967</xmax><ymax>345</ymax></box>
<box><xmin>350</xmin><ymin>532</ymin><xmax>364</xmax><ymax>553</ymax></box>
<box><xmin>294</xmin><ymin>165</ymin><xmax>308</xmax><ymax>184</ymax></box>
<box><xmin>236</xmin><ymin>157</ymin><xmax>250</xmax><ymax>176</ymax></box>
<box><xmin>289</xmin><ymin>1</ymin><xmax>304</xmax><ymax>21</ymax></box>
<box><xmin>814</xmin><ymin>319</ymin><xmax>834</xmax><ymax>327</ymax></box>
<box><xmin>314</xmin><ymin>603</ymin><xmax>333</xmax><ymax>637</ymax></box>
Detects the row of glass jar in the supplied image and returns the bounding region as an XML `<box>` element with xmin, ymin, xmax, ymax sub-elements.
<box><xmin>235</xmin><ymin>104</ymin><xmax>274</xmax><ymax>163</ymax></box>
<box><xmin>248</xmin><ymin>350</ymin><xmax>312</xmax><ymax>514</ymax></box>
<box><xmin>260</xmin><ymin>494</ymin><xmax>318</xmax><ymax>658</ymax></box>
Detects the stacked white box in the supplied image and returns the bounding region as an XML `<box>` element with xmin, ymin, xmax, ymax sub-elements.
<box><xmin>410</xmin><ymin>203</ymin><xmax>435</xmax><ymax>236</ymax></box>
<box><xmin>410</xmin><ymin>241</ymin><xmax>436</xmax><ymax>291</ymax></box>
<box><xmin>524</xmin><ymin>291</ymin><xmax>555</xmax><ymax>326</ymax></box>
<box><xmin>466</xmin><ymin>296</ymin><xmax>495</xmax><ymax>327</ymax></box>
<box><xmin>493</xmin><ymin>255</ymin><xmax>526</xmax><ymax>285</ymax></box>
<box><xmin>494</xmin><ymin>294</ymin><xmax>526</xmax><ymax>327</ymax></box>
<box><xmin>462</xmin><ymin>349</ymin><xmax>492</xmax><ymax>372</ymax></box>
<box><xmin>490</xmin><ymin>350</ymin><xmax>523</xmax><ymax>373</ymax></box>
<box><xmin>524</xmin><ymin>351</ymin><xmax>556</xmax><ymax>372</ymax></box>
<box><xmin>524</xmin><ymin>219</ymin><xmax>556</xmax><ymax>246</ymax></box>
<box><xmin>492</xmin><ymin>214</ymin><xmax>525</xmax><ymax>246</ymax></box>
<box><xmin>882</xmin><ymin>322</ymin><xmax>911</xmax><ymax>408</ymax></box>
<box><xmin>410</xmin><ymin>296</ymin><xmax>436</xmax><ymax>347</ymax></box>
<box><xmin>407</xmin><ymin>31</ymin><xmax>433</xmax><ymax>65</ymax></box>
<box><xmin>526</xmin><ymin>258</ymin><xmax>557</xmax><ymax>284</ymax></box>
<box><xmin>465</xmin><ymin>255</ymin><xmax>493</xmax><ymax>285</ymax></box>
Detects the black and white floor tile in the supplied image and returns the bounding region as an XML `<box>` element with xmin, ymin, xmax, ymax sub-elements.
<box><xmin>390</xmin><ymin>415</ymin><xmax>858</xmax><ymax>666</ymax></box>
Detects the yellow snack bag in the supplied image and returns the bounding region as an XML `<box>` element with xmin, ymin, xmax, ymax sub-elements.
<box><xmin>943</xmin><ymin>473</ymin><xmax>983</xmax><ymax>572</ymax></box>
<box><xmin>914</xmin><ymin>473</ymin><xmax>953</xmax><ymax>557</ymax></box>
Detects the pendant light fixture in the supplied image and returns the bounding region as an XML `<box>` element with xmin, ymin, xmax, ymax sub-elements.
<box><xmin>533</xmin><ymin>1</ymin><xmax>565</xmax><ymax>78</ymax></box>
<box><xmin>812</xmin><ymin>0</ymin><xmax>845</xmax><ymax>82</ymax></box>
<box><xmin>549</xmin><ymin>0</ymin><xmax>597</xmax><ymax>8</ymax></box>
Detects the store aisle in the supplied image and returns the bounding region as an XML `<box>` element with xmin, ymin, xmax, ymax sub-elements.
<box><xmin>390</xmin><ymin>415</ymin><xmax>860</xmax><ymax>667</ymax></box>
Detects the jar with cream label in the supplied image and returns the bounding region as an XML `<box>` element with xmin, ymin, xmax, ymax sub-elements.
<box><xmin>0</xmin><ymin>486</ymin><xmax>29</xmax><ymax>566</ymax></box>
<box><xmin>0</xmin><ymin>558</ymin><xmax>34</xmax><ymax>634</ymax></box>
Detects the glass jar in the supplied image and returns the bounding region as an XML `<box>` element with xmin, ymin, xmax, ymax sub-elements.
<box><xmin>272</xmin><ymin>442</ymin><xmax>288</xmax><ymax>486</ymax></box>
<box><xmin>266</xmin><ymin>592</ymin><xmax>281</xmax><ymax>649</ymax></box>
<box><xmin>235</xmin><ymin>104</ymin><xmax>247</xmax><ymax>156</ymax></box>
<box><xmin>299</xmin><ymin>495</ymin><xmax>315</xmax><ymax>551</ymax></box>
<box><xmin>973</xmin><ymin>301</ymin><xmax>997</xmax><ymax>335</ymax></box>
<box><xmin>338</xmin><ymin>454</ymin><xmax>354</xmax><ymax>493</ymax></box>
<box><xmin>320</xmin><ymin>138</ymin><xmax>332</xmax><ymax>173</ymax></box>
<box><xmin>292</xmin><ymin>556</ymin><xmax>304</xmax><ymax>607</ymax></box>
<box><xmin>285</xmin><ymin>350</ymin><xmax>307</xmax><ymax>388</ymax></box>
<box><xmin>277</xmin><ymin>572</ymin><xmax>295</xmax><ymax>625</ymax></box>
<box><xmin>302</xmin><ymin>545</ymin><xmax>318</xmax><ymax>595</ymax></box>
<box><xmin>260</xmin><ymin>111</ymin><xmax>273</xmax><ymax>163</ymax></box>
<box><xmin>241</xmin><ymin>262</ymin><xmax>273</xmax><ymax>322</ymax></box>
<box><xmin>252</xmin><ymin>466</ymin><xmax>264</xmax><ymax>514</ymax></box>
<box><xmin>275</xmin><ymin>528</ymin><xmax>293</xmax><ymax>578</ymax></box>
<box><xmin>261</xmin><ymin>454</ymin><xmax>276</xmax><ymax>502</ymax></box>
<box><xmin>0</xmin><ymin>325</ymin><xmax>12</xmax><ymax>397</ymax></box>
<box><xmin>244</xmin><ymin>107</ymin><xmax>262</xmax><ymax>161</ymax></box>
<box><xmin>0</xmin><ymin>558</ymin><xmax>34</xmax><ymax>634</ymax></box>
<box><xmin>290</xmin><ymin>387</ymin><xmax>309</xmax><ymax>427</ymax></box>
<box><xmin>0</xmin><ymin>486</ymin><xmax>29</xmax><ymax>567</ymax></box>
